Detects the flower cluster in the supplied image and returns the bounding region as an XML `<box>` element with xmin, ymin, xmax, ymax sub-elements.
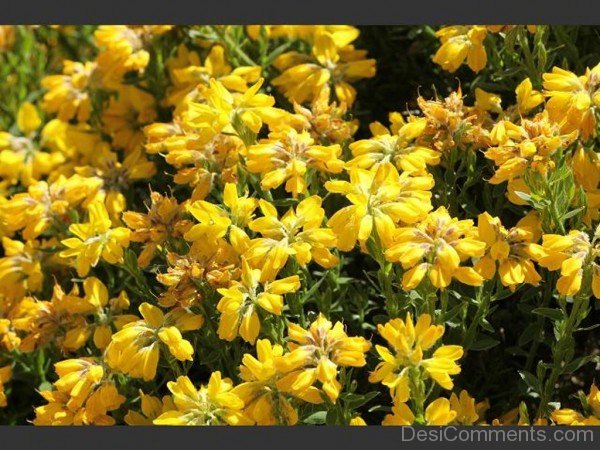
<box><xmin>0</xmin><ymin>25</ymin><xmax>599</xmax><ymax>427</ymax></box>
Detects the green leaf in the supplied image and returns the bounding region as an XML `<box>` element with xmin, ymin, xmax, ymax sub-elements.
<box><xmin>304</xmin><ymin>411</ymin><xmax>327</xmax><ymax>425</ymax></box>
<box><xmin>325</xmin><ymin>407</ymin><xmax>341</xmax><ymax>425</ymax></box>
<box><xmin>562</xmin><ymin>355</ymin><xmax>594</xmax><ymax>374</ymax></box>
<box><xmin>343</xmin><ymin>391</ymin><xmax>379</xmax><ymax>409</ymax></box>
<box><xmin>469</xmin><ymin>336</ymin><xmax>500</xmax><ymax>351</ymax></box>
<box><xmin>518</xmin><ymin>370</ymin><xmax>541</xmax><ymax>393</ymax></box>
<box><xmin>518</xmin><ymin>322</ymin><xmax>543</xmax><ymax>346</ymax></box>
<box><xmin>561</xmin><ymin>206</ymin><xmax>585</xmax><ymax>221</ymax></box>
<box><xmin>532</xmin><ymin>307</ymin><xmax>564</xmax><ymax>321</ymax></box>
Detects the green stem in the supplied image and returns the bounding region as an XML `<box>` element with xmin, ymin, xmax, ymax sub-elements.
<box><xmin>537</xmin><ymin>291</ymin><xmax>587</xmax><ymax>419</ymax></box>
<box><xmin>197</xmin><ymin>294</ymin><xmax>238</xmax><ymax>381</ymax></box>
<box><xmin>525</xmin><ymin>272</ymin><xmax>555</xmax><ymax>372</ymax></box>
<box><xmin>369</xmin><ymin>232</ymin><xmax>398</xmax><ymax>318</ymax></box>
<box><xmin>518</xmin><ymin>30</ymin><xmax>539</xmax><ymax>85</ymax></box>
<box><xmin>410</xmin><ymin>367</ymin><xmax>427</xmax><ymax>424</ymax></box>
<box><xmin>463</xmin><ymin>281</ymin><xmax>492</xmax><ymax>349</ymax></box>
<box><xmin>286</xmin><ymin>259</ymin><xmax>306</xmax><ymax>327</ymax></box>
<box><xmin>439</xmin><ymin>288</ymin><xmax>449</xmax><ymax>322</ymax></box>
<box><xmin>210</xmin><ymin>26</ymin><xmax>258</xmax><ymax>67</ymax></box>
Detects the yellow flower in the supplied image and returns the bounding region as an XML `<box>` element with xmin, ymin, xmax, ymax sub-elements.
<box><xmin>383</xmin><ymin>398</ymin><xmax>456</xmax><ymax>425</ymax></box>
<box><xmin>246</xmin><ymin>196</ymin><xmax>338</xmax><ymax>281</ymax></box>
<box><xmin>246</xmin><ymin>126</ymin><xmax>344</xmax><ymax>197</ymax></box>
<box><xmin>157</xmin><ymin>237</ymin><xmax>243</xmax><ymax>308</ymax></box>
<box><xmin>101</xmin><ymin>85</ymin><xmax>157</xmax><ymax>153</ymax></box>
<box><xmin>347</xmin><ymin>117</ymin><xmax>440</xmax><ymax>173</ymax></box>
<box><xmin>233</xmin><ymin>339</ymin><xmax>315</xmax><ymax>425</ymax></box>
<box><xmin>105</xmin><ymin>302</ymin><xmax>203</xmax><ymax>381</ymax></box>
<box><xmin>9</xmin><ymin>284</ymin><xmax>93</xmax><ymax>353</ymax></box>
<box><xmin>369</xmin><ymin>313</ymin><xmax>463</xmax><ymax>403</ymax></box>
<box><xmin>0</xmin><ymin>102</ymin><xmax>64</xmax><ymax>186</ymax></box>
<box><xmin>145</xmin><ymin>122</ymin><xmax>242</xmax><ymax>201</ymax></box>
<box><xmin>349</xmin><ymin>416</ymin><xmax>367</xmax><ymax>425</ymax></box>
<box><xmin>95</xmin><ymin>25</ymin><xmax>171</xmax><ymax>88</ymax></box>
<box><xmin>76</xmin><ymin>276</ymin><xmax>137</xmax><ymax>350</ymax></box>
<box><xmin>326</xmin><ymin>163</ymin><xmax>434</xmax><ymax>251</ymax></box>
<box><xmin>449</xmin><ymin>390</ymin><xmax>480</xmax><ymax>425</ymax></box>
<box><xmin>164</xmin><ymin>44</ymin><xmax>260</xmax><ymax>107</ymax></box>
<box><xmin>276</xmin><ymin>314</ymin><xmax>371</xmax><ymax>402</ymax></box>
<box><xmin>516</xmin><ymin>78</ymin><xmax>544</xmax><ymax>115</ymax></box>
<box><xmin>59</xmin><ymin>201</ymin><xmax>131</xmax><ymax>277</ymax></box>
<box><xmin>78</xmin><ymin>146</ymin><xmax>157</xmax><ymax>222</ymax></box>
<box><xmin>543</xmin><ymin>63</ymin><xmax>600</xmax><ymax>139</ymax></box>
<box><xmin>485</xmin><ymin>113</ymin><xmax>577</xmax><ymax>205</ymax></box>
<box><xmin>221</xmin><ymin>183</ymin><xmax>259</xmax><ymax>228</ymax></box>
<box><xmin>417</xmin><ymin>89</ymin><xmax>490</xmax><ymax>153</ymax></box>
<box><xmin>433</xmin><ymin>26</ymin><xmax>488</xmax><ymax>73</ymax></box>
<box><xmin>385</xmin><ymin>207</ymin><xmax>485</xmax><ymax>290</ymax></box>
<box><xmin>0</xmin><ymin>26</ymin><xmax>15</xmax><ymax>52</ymax></box>
<box><xmin>153</xmin><ymin>372</ymin><xmax>252</xmax><ymax>425</ymax></box>
<box><xmin>123</xmin><ymin>192</ymin><xmax>186</xmax><ymax>267</ymax></box>
<box><xmin>0</xmin><ymin>365</ymin><xmax>11</xmax><ymax>408</ymax></box>
<box><xmin>552</xmin><ymin>384</ymin><xmax>600</xmax><ymax>425</ymax></box>
<box><xmin>0</xmin><ymin>237</ymin><xmax>44</xmax><ymax>298</ymax></box>
<box><xmin>33</xmin><ymin>358</ymin><xmax>125</xmax><ymax>425</ymax></box>
<box><xmin>475</xmin><ymin>212</ymin><xmax>542</xmax><ymax>289</ymax></box>
<box><xmin>217</xmin><ymin>259</ymin><xmax>300</xmax><ymax>344</ymax></box>
<box><xmin>0</xmin><ymin>174</ymin><xmax>101</xmax><ymax>240</ymax></box>
<box><xmin>186</xmin><ymin>78</ymin><xmax>285</xmax><ymax>136</ymax></box>
<box><xmin>473</xmin><ymin>88</ymin><xmax>502</xmax><ymax>114</ymax></box>
<box><xmin>125</xmin><ymin>390</ymin><xmax>176</xmax><ymax>425</ymax></box>
<box><xmin>272</xmin><ymin>30</ymin><xmax>376</xmax><ymax>106</ymax></box>
<box><xmin>17</xmin><ymin>101</ymin><xmax>42</xmax><ymax>134</ymax></box>
<box><xmin>530</xmin><ymin>230</ymin><xmax>596</xmax><ymax>297</ymax></box>
<box><xmin>571</xmin><ymin>146</ymin><xmax>600</xmax><ymax>225</ymax></box>
<box><xmin>184</xmin><ymin>183</ymin><xmax>257</xmax><ymax>243</ymax></box>
<box><xmin>247</xmin><ymin>25</ymin><xmax>360</xmax><ymax>47</ymax></box>
<box><xmin>41</xmin><ymin>60</ymin><xmax>97</xmax><ymax>122</ymax></box>
<box><xmin>289</xmin><ymin>84</ymin><xmax>358</xmax><ymax>144</ymax></box>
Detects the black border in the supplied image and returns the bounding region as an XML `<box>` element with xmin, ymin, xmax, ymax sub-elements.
<box><xmin>3</xmin><ymin>426</ymin><xmax>600</xmax><ymax>450</ymax></box>
<box><xmin>2</xmin><ymin>3</ymin><xmax>600</xmax><ymax>449</ymax></box>
<box><xmin>3</xmin><ymin>0</ymin><xmax>600</xmax><ymax>24</ymax></box>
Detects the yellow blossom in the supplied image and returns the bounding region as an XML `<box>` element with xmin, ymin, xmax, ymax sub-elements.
<box><xmin>383</xmin><ymin>398</ymin><xmax>456</xmax><ymax>425</ymax></box>
<box><xmin>272</xmin><ymin>30</ymin><xmax>375</xmax><ymax>105</ymax></box>
<box><xmin>385</xmin><ymin>207</ymin><xmax>485</xmax><ymax>290</ymax></box>
<box><xmin>153</xmin><ymin>372</ymin><xmax>252</xmax><ymax>425</ymax></box>
<box><xmin>233</xmin><ymin>339</ymin><xmax>319</xmax><ymax>425</ymax></box>
<box><xmin>543</xmin><ymin>63</ymin><xmax>600</xmax><ymax>139</ymax></box>
<box><xmin>101</xmin><ymin>85</ymin><xmax>157</xmax><ymax>153</ymax></box>
<box><xmin>123</xmin><ymin>192</ymin><xmax>186</xmax><ymax>267</ymax></box>
<box><xmin>42</xmin><ymin>60</ymin><xmax>97</xmax><ymax>122</ymax></box>
<box><xmin>347</xmin><ymin>117</ymin><xmax>440</xmax><ymax>173</ymax></box>
<box><xmin>246</xmin><ymin>196</ymin><xmax>338</xmax><ymax>281</ymax></box>
<box><xmin>326</xmin><ymin>163</ymin><xmax>434</xmax><ymax>251</ymax></box>
<box><xmin>216</xmin><ymin>259</ymin><xmax>300</xmax><ymax>344</ymax></box>
<box><xmin>246</xmin><ymin>126</ymin><xmax>344</xmax><ymax>197</ymax></box>
<box><xmin>516</xmin><ymin>78</ymin><xmax>544</xmax><ymax>114</ymax></box>
<box><xmin>433</xmin><ymin>26</ymin><xmax>488</xmax><ymax>73</ymax></box>
<box><xmin>59</xmin><ymin>201</ymin><xmax>131</xmax><ymax>277</ymax></box>
<box><xmin>276</xmin><ymin>314</ymin><xmax>371</xmax><ymax>402</ymax></box>
<box><xmin>369</xmin><ymin>313</ymin><xmax>463</xmax><ymax>403</ymax></box>
<box><xmin>552</xmin><ymin>384</ymin><xmax>600</xmax><ymax>425</ymax></box>
<box><xmin>33</xmin><ymin>358</ymin><xmax>125</xmax><ymax>425</ymax></box>
<box><xmin>124</xmin><ymin>390</ymin><xmax>176</xmax><ymax>426</ymax></box>
<box><xmin>105</xmin><ymin>302</ymin><xmax>203</xmax><ymax>381</ymax></box>
<box><xmin>475</xmin><ymin>212</ymin><xmax>542</xmax><ymax>289</ymax></box>
<box><xmin>0</xmin><ymin>365</ymin><xmax>11</xmax><ymax>408</ymax></box>
<box><xmin>530</xmin><ymin>230</ymin><xmax>597</xmax><ymax>297</ymax></box>
<box><xmin>186</xmin><ymin>78</ymin><xmax>285</xmax><ymax>136</ymax></box>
